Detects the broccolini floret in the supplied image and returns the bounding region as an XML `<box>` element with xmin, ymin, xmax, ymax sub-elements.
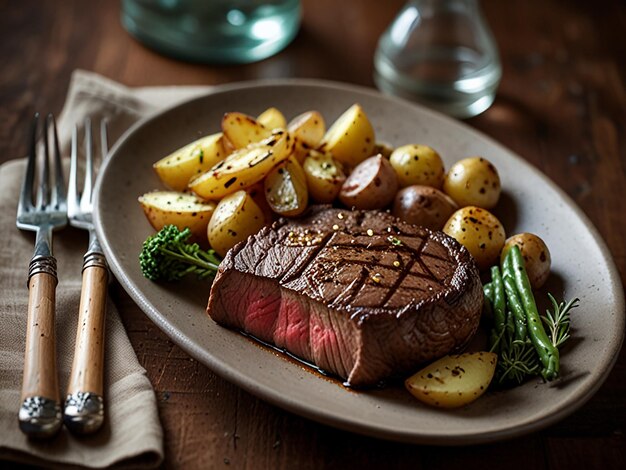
<box><xmin>139</xmin><ymin>225</ymin><xmax>221</xmax><ymax>281</ymax></box>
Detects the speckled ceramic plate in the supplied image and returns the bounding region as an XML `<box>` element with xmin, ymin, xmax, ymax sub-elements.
<box><xmin>94</xmin><ymin>80</ymin><xmax>624</xmax><ymax>445</ymax></box>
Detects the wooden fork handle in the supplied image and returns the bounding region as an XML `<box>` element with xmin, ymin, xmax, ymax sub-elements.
<box><xmin>64</xmin><ymin>252</ymin><xmax>108</xmax><ymax>435</ymax></box>
<box><xmin>19</xmin><ymin>258</ymin><xmax>62</xmax><ymax>438</ymax></box>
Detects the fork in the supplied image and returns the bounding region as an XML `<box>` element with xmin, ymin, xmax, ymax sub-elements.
<box><xmin>16</xmin><ymin>113</ymin><xmax>67</xmax><ymax>438</ymax></box>
<box><xmin>63</xmin><ymin>118</ymin><xmax>109</xmax><ymax>435</ymax></box>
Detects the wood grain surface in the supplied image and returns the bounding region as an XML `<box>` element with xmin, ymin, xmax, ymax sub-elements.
<box><xmin>1</xmin><ymin>0</ymin><xmax>625</xmax><ymax>468</ymax></box>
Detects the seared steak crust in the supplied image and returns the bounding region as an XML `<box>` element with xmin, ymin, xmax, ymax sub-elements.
<box><xmin>208</xmin><ymin>207</ymin><xmax>483</xmax><ymax>386</ymax></box>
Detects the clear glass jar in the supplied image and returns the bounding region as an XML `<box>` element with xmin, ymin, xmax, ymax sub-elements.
<box><xmin>122</xmin><ymin>0</ymin><xmax>301</xmax><ymax>64</ymax></box>
<box><xmin>374</xmin><ymin>0</ymin><xmax>501</xmax><ymax>118</ymax></box>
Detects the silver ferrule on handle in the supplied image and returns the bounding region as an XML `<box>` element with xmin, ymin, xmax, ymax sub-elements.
<box><xmin>29</xmin><ymin>225</ymin><xmax>57</xmax><ymax>282</ymax></box>
<box><xmin>64</xmin><ymin>392</ymin><xmax>105</xmax><ymax>435</ymax></box>
<box><xmin>83</xmin><ymin>230</ymin><xmax>108</xmax><ymax>272</ymax></box>
<box><xmin>18</xmin><ymin>396</ymin><xmax>62</xmax><ymax>438</ymax></box>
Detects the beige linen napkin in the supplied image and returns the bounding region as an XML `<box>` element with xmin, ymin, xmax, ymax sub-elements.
<box><xmin>0</xmin><ymin>70</ymin><xmax>213</xmax><ymax>468</ymax></box>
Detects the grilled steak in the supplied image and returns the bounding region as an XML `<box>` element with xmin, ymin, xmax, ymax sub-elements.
<box><xmin>207</xmin><ymin>207</ymin><xmax>483</xmax><ymax>386</ymax></box>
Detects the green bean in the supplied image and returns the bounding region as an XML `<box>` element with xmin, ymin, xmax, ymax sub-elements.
<box><xmin>507</xmin><ymin>246</ymin><xmax>559</xmax><ymax>380</ymax></box>
<box><xmin>483</xmin><ymin>282</ymin><xmax>494</xmax><ymax>303</ymax></box>
<box><xmin>490</xmin><ymin>266</ymin><xmax>506</xmax><ymax>340</ymax></box>
<box><xmin>503</xmin><ymin>276</ymin><xmax>527</xmax><ymax>341</ymax></box>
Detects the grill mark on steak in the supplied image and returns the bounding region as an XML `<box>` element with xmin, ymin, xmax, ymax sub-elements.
<box><xmin>280</xmin><ymin>232</ymin><xmax>334</xmax><ymax>284</ymax></box>
<box><xmin>329</xmin><ymin>266</ymin><xmax>370</xmax><ymax>309</ymax></box>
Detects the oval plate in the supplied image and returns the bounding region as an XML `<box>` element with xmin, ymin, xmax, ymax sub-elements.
<box><xmin>94</xmin><ymin>80</ymin><xmax>624</xmax><ymax>445</ymax></box>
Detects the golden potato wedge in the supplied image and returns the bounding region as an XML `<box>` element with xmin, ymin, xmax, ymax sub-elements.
<box><xmin>208</xmin><ymin>190</ymin><xmax>266</xmax><ymax>257</ymax></box>
<box><xmin>190</xmin><ymin>131</ymin><xmax>293</xmax><ymax>200</ymax></box>
<box><xmin>320</xmin><ymin>104</ymin><xmax>375</xmax><ymax>168</ymax></box>
<box><xmin>302</xmin><ymin>150</ymin><xmax>346</xmax><ymax>203</ymax></box>
<box><xmin>221</xmin><ymin>112</ymin><xmax>273</xmax><ymax>149</ymax></box>
<box><xmin>288</xmin><ymin>111</ymin><xmax>326</xmax><ymax>147</ymax></box>
<box><xmin>139</xmin><ymin>191</ymin><xmax>215</xmax><ymax>242</ymax></box>
<box><xmin>153</xmin><ymin>133</ymin><xmax>226</xmax><ymax>191</ymax></box>
<box><xmin>257</xmin><ymin>107</ymin><xmax>287</xmax><ymax>130</ymax></box>
<box><xmin>405</xmin><ymin>352</ymin><xmax>497</xmax><ymax>408</ymax></box>
<box><xmin>264</xmin><ymin>155</ymin><xmax>309</xmax><ymax>217</ymax></box>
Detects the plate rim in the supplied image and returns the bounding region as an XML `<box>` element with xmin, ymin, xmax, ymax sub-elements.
<box><xmin>94</xmin><ymin>78</ymin><xmax>625</xmax><ymax>445</ymax></box>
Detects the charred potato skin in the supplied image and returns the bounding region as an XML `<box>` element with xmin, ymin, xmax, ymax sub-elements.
<box><xmin>339</xmin><ymin>154</ymin><xmax>399</xmax><ymax>210</ymax></box>
<box><xmin>392</xmin><ymin>185</ymin><xmax>458</xmax><ymax>231</ymax></box>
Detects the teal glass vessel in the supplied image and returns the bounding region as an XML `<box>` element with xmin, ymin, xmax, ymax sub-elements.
<box><xmin>122</xmin><ymin>0</ymin><xmax>301</xmax><ymax>64</ymax></box>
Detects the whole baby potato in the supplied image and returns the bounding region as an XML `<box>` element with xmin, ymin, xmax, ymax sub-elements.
<box><xmin>501</xmin><ymin>233</ymin><xmax>552</xmax><ymax>289</ymax></box>
<box><xmin>339</xmin><ymin>154</ymin><xmax>398</xmax><ymax>209</ymax></box>
<box><xmin>443</xmin><ymin>206</ymin><xmax>506</xmax><ymax>270</ymax></box>
<box><xmin>392</xmin><ymin>185</ymin><xmax>458</xmax><ymax>231</ymax></box>
<box><xmin>389</xmin><ymin>144</ymin><xmax>445</xmax><ymax>188</ymax></box>
<box><xmin>443</xmin><ymin>157</ymin><xmax>501</xmax><ymax>209</ymax></box>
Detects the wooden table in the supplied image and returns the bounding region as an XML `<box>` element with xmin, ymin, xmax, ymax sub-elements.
<box><xmin>2</xmin><ymin>0</ymin><xmax>625</xmax><ymax>467</ymax></box>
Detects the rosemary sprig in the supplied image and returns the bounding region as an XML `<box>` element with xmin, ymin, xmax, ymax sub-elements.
<box><xmin>542</xmin><ymin>294</ymin><xmax>579</xmax><ymax>348</ymax></box>
<box><xmin>497</xmin><ymin>339</ymin><xmax>541</xmax><ymax>385</ymax></box>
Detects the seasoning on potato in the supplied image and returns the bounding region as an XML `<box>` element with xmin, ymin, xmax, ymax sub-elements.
<box><xmin>501</xmin><ymin>233</ymin><xmax>551</xmax><ymax>289</ymax></box>
<box><xmin>208</xmin><ymin>190</ymin><xmax>266</xmax><ymax>257</ymax></box>
<box><xmin>339</xmin><ymin>154</ymin><xmax>398</xmax><ymax>210</ymax></box>
<box><xmin>443</xmin><ymin>157</ymin><xmax>501</xmax><ymax>209</ymax></box>
<box><xmin>443</xmin><ymin>206</ymin><xmax>506</xmax><ymax>270</ymax></box>
<box><xmin>389</xmin><ymin>144</ymin><xmax>445</xmax><ymax>189</ymax></box>
<box><xmin>221</xmin><ymin>112</ymin><xmax>273</xmax><ymax>149</ymax></box>
<box><xmin>153</xmin><ymin>133</ymin><xmax>226</xmax><ymax>191</ymax></box>
<box><xmin>393</xmin><ymin>185</ymin><xmax>458</xmax><ymax>231</ymax></box>
<box><xmin>405</xmin><ymin>352</ymin><xmax>497</xmax><ymax>408</ymax></box>
<box><xmin>303</xmin><ymin>151</ymin><xmax>346</xmax><ymax>203</ymax></box>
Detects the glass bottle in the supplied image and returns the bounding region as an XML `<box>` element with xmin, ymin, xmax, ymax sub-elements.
<box><xmin>122</xmin><ymin>0</ymin><xmax>301</xmax><ymax>64</ymax></box>
<box><xmin>374</xmin><ymin>0</ymin><xmax>501</xmax><ymax>118</ymax></box>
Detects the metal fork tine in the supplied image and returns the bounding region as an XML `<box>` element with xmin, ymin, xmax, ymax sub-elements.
<box><xmin>100</xmin><ymin>119</ymin><xmax>109</xmax><ymax>159</ymax></box>
<box><xmin>49</xmin><ymin>114</ymin><xmax>65</xmax><ymax>209</ymax></box>
<box><xmin>68</xmin><ymin>125</ymin><xmax>79</xmax><ymax>216</ymax></box>
<box><xmin>37</xmin><ymin>118</ymin><xmax>51</xmax><ymax>210</ymax></box>
<box><xmin>80</xmin><ymin>118</ymin><xmax>93</xmax><ymax>211</ymax></box>
<box><xmin>18</xmin><ymin>114</ymin><xmax>39</xmax><ymax>213</ymax></box>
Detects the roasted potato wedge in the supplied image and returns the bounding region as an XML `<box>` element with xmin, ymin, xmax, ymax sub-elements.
<box><xmin>339</xmin><ymin>154</ymin><xmax>398</xmax><ymax>209</ymax></box>
<box><xmin>321</xmin><ymin>104</ymin><xmax>375</xmax><ymax>167</ymax></box>
<box><xmin>443</xmin><ymin>206</ymin><xmax>506</xmax><ymax>270</ymax></box>
<box><xmin>389</xmin><ymin>144</ymin><xmax>445</xmax><ymax>188</ymax></box>
<box><xmin>257</xmin><ymin>107</ymin><xmax>287</xmax><ymax>130</ymax></box>
<box><xmin>302</xmin><ymin>151</ymin><xmax>346</xmax><ymax>203</ymax></box>
<box><xmin>153</xmin><ymin>133</ymin><xmax>226</xmax><ymax>191</ymax></box>
<box><xmin>288</xmin><ymin>111</ymin><xmax>326</xmax><ymax>147</ymax></box>
<box><xmin>222</xmin><ymin>112</ymin><xmax>273</xmax><ymax>150</ymax></box>
<box><xmin>443</xmin><ymin>157</ymin><xmax>501</xmax><ymax>209</ymax></box>
<box><xmin>208</xmin><ymin>190</ymin><xmax>266</xmax><ymax>257</ymax></box>
<box><xmin>501</xmin><ymin>233</ymin><xmax>551</xmax><ymax>289</ymax></box>
<box><xmin>139</xmin><ymin>191</ymin><xmax>215</xmax><ymax>242</ymax></box>
<box><xmin>264</xmin><ymin>155</ymin><xmax>309</xmax><ymax>217</ymax></box>
<box><xmin>190</xmin><ymin>131</ymin><xmax>293</xmax><ymax>200</ymax></box>
<box><xmin>405</xmin><ymin>352</ymin><xmax>497</xmax><ymax>408</ymax></box>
